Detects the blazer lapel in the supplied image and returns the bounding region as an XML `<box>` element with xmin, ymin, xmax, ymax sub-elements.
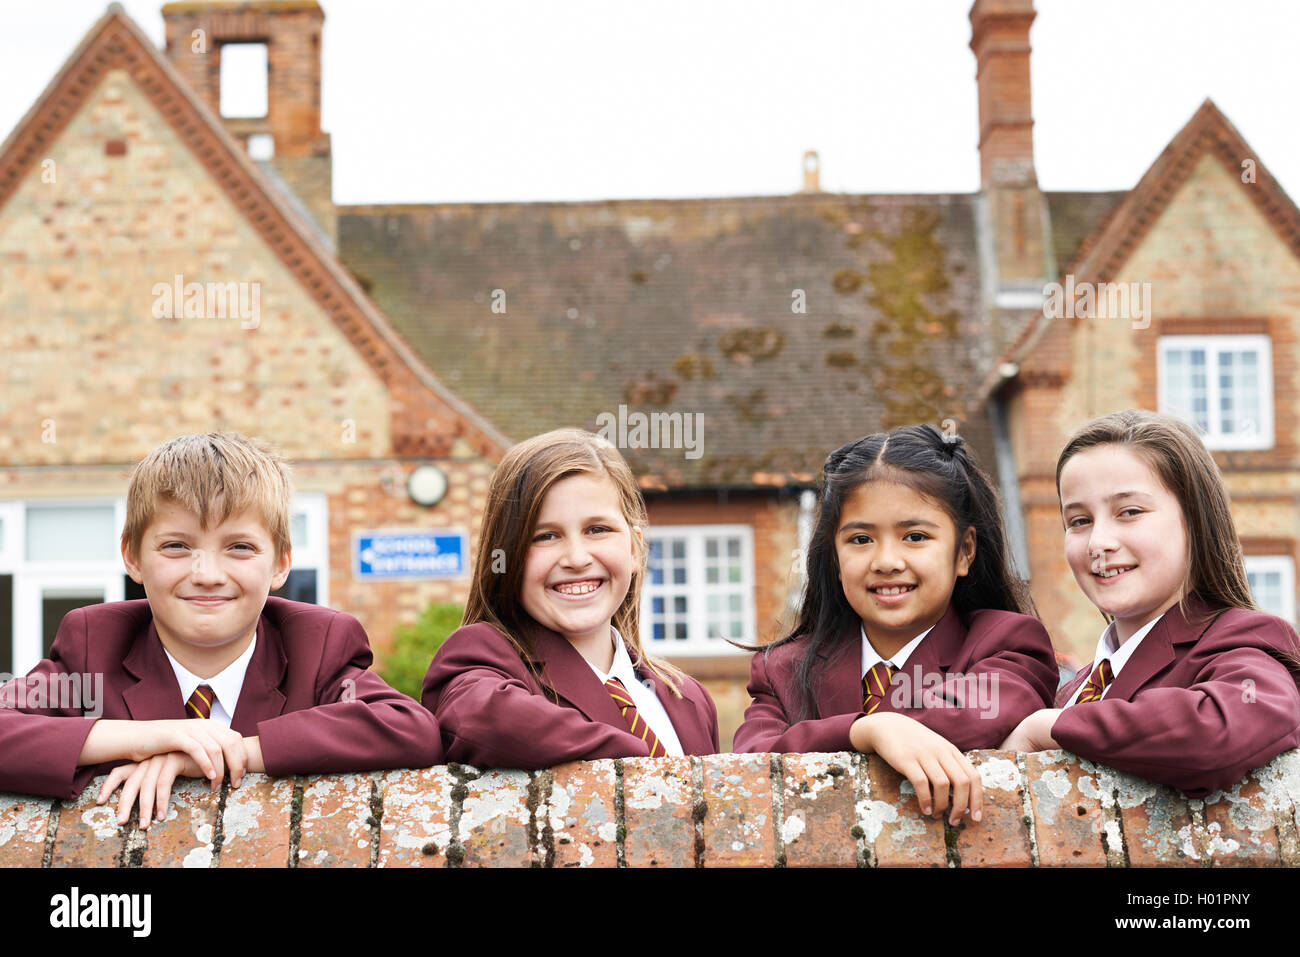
<box><xmin>1105</xmin><ymin>596</ymin><xmax>1214</xmax><ymax>702</ymax></box>
<box><xmin>121</xmin><ymin>620</ymin><xmax>188</xmax><ymax>721</ymax></box>
<box><xmin>817</xmin><ymin>619</ymin><xmax>867</xmax><ymax>718</ymax></box>
<box><xmin>230</xmin><ymin>615</ymin><xmax>288</xmax><ymax>735</ymax></box>
<box><xmin>527</xmin><ymin>625</ymin><xmax>626</xmax><ymax>727</ymax></box>
<box><xmin>898</xmin><ymin>602</ymin><xmax>965</xmax><ymax>681</ymax></box>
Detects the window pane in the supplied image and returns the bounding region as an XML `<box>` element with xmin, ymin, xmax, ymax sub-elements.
<box><xmin>42</xmin><ymin>588</ymin><xmax>104</xmax><ymax>657</ymax></box>
<box><xmin>291</xmin><ymin>513</ymin><xmax>308</xmax><ymax>548</ymax></box>
<box><xmin>270</xmin><ymin>568</ymin><xmax>317</xmax><ymax>604</ymax></box>
<box><xmin>26</xmin><ymin>507</ymin><xmax>117</xmax><ymax>561</ymax></box>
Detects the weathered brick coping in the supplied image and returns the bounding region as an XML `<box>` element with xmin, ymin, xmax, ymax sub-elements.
<box><xmin>2</xmin><ymin>750</ymin><xmax>1298</xmax><ymax>867</ymax></box>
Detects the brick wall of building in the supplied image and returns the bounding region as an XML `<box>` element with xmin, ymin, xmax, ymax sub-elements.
<box><xmin>0</xmin><ymin>70</ymin><xmax>391</xmax><ymax>464</ymax></box>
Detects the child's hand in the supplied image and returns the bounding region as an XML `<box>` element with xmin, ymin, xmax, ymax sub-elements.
<box><xmin>136</xmin><ymin>719</ymin><xmax>248</xmax><ymax>787</ymax></box>
<box><xmin>999</xmin><ymin>709</ymin><xmax>1063</xmax><ymax>752</ymax></box>
<box><xmin>80</xmin><ymin>718</ymin><xmax>249</xmax><ymax>786</ymax></box>
<box><xmin>97</xmin><ymin>752</ymin><xmax>205</xmax><ymax>828</ymax></box>
<box><xmin>849</xmin><ymin>712</ymin><xmax>983</xmax><ymax>825</ymax></box>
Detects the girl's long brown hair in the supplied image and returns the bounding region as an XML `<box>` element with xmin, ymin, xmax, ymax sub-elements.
<box><xmin>1055</xmin><ymin>410</ymin><xmax>1257</xmax><ymax>622</ymax></box>
<box><xmin>463</xmin><ymin>428</ymin><xmax>686</xmax><ymax>696</ymax></box>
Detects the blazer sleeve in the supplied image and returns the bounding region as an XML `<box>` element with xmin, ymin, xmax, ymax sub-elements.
<box><xmin>0</xmin><ymin>608</ymin><xmax>104</xmax><ymax>800</ymax></box>
<box><xmin>422</xmin><ymin>625</ymin><xmax>656</xmax><ymax>769</ymax></box>
<box><xmin>1051</xmin><ymin>629</ymin><xmax>1300</xmax><ymax>796</ymax></box>
<box><xmin>257</xmin><ymin>614</ymin><xmax>443</xmax><ymax>775</ymax></box>
<box><xmin>732</xmin><ymin>649</ymin><xmax>858</xmax><ymax>754</ymax></box>
<box><xmin>876</xmin><ymin>613</ymin><xmax>1060</xmax><ymax>751</ymax></box>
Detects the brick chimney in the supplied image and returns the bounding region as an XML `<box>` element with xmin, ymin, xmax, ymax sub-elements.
<box><xmin>969</xmin><ymin>0</ymin><xmax>1048</xmax><ymax>291</ymax></box>
<box><xmin>801</xmin><ymin>150</ymin><xmax>821</xmax><ymax>193</ymax></box>
<box><xmin>162</xmin><ymin>0</ymin><xmax>335</xmax><ymax>243</ymax></box>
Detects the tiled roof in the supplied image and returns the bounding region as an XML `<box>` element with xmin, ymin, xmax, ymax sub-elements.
<box><xmin>338</xmin><ymin>193</ymin><xmax>1001</xmax><ymax>488</ymax></box>
<box><xmin>1044</xmin><ymin>191</ymin><xmax>1126</xmax><ymax>277</ymax></box>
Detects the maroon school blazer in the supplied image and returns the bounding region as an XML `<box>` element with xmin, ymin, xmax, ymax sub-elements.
<box><xmin>1052</xmin><ymin>593</ymin><xmax>1300</xmax><ymax>796</ymax></box>
<box><xmin>0</xmin><ymin>597</ymin><xmax>442</xmax><ymax>800</ymax></box>
<box><xmin>422</xmin><ymin>621</ymin><xmax>720</xmax><ymax>769</ymax></box>
<box><xmin>733</xmin><ymin>603</ymin><xmax>1058</xmax><ymax>754</ymax></box>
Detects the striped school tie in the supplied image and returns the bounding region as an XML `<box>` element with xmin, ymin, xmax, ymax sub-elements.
<box><xmin>605</xmin><ymin>677</ymin><xmax>665</xmax><ymax>757</ymax></box>
<box><xmin>1074</xmin><ymin>660</ymin><xmax>1114</xmax><ymax>704</ymax></box>
<box><xmin>862</xmin><ymin>662</ymin><xmax>895</xmax><ymax>715</ymax></box>
<box><xmin>186</xmin><ymin>684</ymin><xmax>217</xmax><ymax>719</ymax></box>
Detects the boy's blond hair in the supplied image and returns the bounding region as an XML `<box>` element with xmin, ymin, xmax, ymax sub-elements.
<box><xmin>121</xmin><ymin>432</ymin><xmax>293</xmax><ymax>562</ymax></box>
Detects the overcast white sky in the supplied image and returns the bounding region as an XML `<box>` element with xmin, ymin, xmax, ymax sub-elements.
<box><xmin>1</xmin><ymin>0</ymin><xmax>1297</xmax><ymax>205</ymax></box>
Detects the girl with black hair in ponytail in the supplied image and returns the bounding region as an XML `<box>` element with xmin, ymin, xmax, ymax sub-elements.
<box><xmin>733</xmin><ymin>424</ymin><xmax>1057</xmax><ymax>824</ymax></box>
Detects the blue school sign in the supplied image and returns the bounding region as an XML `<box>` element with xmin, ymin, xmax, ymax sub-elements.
<box><xmin>354</xmin><ymin>530</ymin><xmax>467</xmax><ymax>579</ymax></box>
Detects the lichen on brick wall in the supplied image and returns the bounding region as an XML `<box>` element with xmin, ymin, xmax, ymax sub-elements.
<box><xmin>3</xmin><ymin>749</ymin><xmax>1297</xmax><ymax>868</ymax></box>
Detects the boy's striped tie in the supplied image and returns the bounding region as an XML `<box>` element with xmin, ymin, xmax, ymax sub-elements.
<box><xmin>605</xmin><ymin>677</ymin><xmax>665</xmax><ymax>757</ymax></box>
<box><xmin>1074</xmin><ymin>660</ymin><xmax>1114</xmax><ymax>704</ymax></box>
<box><xmin>186</xmin><ymin>684</ymin><xmax>216</xmax><ymax>719</ymax></box>
<box><xmin>862</xmin><ymin>662</ymin><xmax>895</xmax><ymax>714</ymax></box>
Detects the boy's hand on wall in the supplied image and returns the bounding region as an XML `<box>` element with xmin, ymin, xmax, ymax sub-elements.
<box><xmin>96</xmin><ymin>751</ymin><xmax>205</xmax><ymax>827</ymax></box>
<box><xmin>80</xmin><ymin>718</ymin><xmax>247</xmax><ymax>787</ymax></box>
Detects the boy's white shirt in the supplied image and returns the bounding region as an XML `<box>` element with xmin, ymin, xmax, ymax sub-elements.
<box><xmin>584</xmin><ymin>627</ymin><xmax>685</xmax><ymax>757</ymax></box>
<box><xmin>163</xmin><ymin>635</ymin><xmax>257</xmax><ymax>728</ymax></box>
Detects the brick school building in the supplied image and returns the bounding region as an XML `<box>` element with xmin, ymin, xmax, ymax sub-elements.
<box><xmin>3</xmin><ymin>0</ymin><xmax>1299</xmax><ymax>745</ymax></box>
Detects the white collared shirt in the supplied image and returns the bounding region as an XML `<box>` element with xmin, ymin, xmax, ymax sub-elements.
<box><xmin>1083</xmin><ymin>612</ymin><xmax>1166</xmax><ymax>701</ymax></box>
<box><xmin>584</xmin><ymin>628</ymin><xmax>685</xmax><ymax>757</ymax></box>
<box><xmin>163</xmin><ymin>635</ymin><xmax>258</xmax><ymax>728</ymax></box>
<box><xmin>861</xmin><ymin>623</ymin><xmax>935</xmax><ymax>676</ymax></box>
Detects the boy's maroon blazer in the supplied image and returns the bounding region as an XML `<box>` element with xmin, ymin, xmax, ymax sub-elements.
<box><xmin>733</xmin><ymin>604</ymin><xmax>1058</xmax><ymax>754</ymax></box>
<box><xmin>422</xmin><ymin>621</ymin><xmax>720</xmax><ymax>769</ymax></box>
<box><xmin>1051</xmin><ymin>593</ymin><xmax>1300</xmax><ymax>797</ymax></box>
<box><xmin>0</xmin><ymin>597</ymin><xmax>442</xmax><ymax>799</ymax></box>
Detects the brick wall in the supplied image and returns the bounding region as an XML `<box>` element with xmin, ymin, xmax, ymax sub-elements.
<box><xmin>5</xmin><ymin>749</ymin><xmax>1296</xmax><ymax>867</ymax></box>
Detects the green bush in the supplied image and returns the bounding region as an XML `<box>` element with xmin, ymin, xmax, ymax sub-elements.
<box><xmin>379</xmin><ymin>602</ymin><xmax>465</xmax><ymax>700</ymax></box>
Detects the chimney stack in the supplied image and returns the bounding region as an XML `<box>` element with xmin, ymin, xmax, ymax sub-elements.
<box><xmin>162</xmin><ymin>0</ymin><xmax>335</xmax><ymax>242</ymax></box>
<box><xmin>802</xmin><ymin>150</ymin><xmax>821</xmax><ymax>193</ymax></box>
<box><xmin>969</xmin><ymin>0</ymin><xmax>1047</xmax><ymax>289</ymax></box>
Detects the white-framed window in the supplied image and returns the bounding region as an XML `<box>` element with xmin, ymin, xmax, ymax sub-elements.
<box><xmin>1245</xmin><ymin>555</ymin><xmax>1295</xmax><ymax>625</ymax></box>
<box><xmin>280</xmin><ymin>493</ymin><xmax>329</xmax><ymax>607</ymax></box>
<box><xmin>1157</xmin><ymin>335</ymin><xmax>1273</xmax><ymax>450</ymax></box>
<box><xmin>7</xmin><ymin>499</ymin><xmax>125</xmax><ymax>675</ymax></box>
<box><xmin>640</xmin><ymin>524</ymin><xmax>755</xmax><ymax>655</ymax></box>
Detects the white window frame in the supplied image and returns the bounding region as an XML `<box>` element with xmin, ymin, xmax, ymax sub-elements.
<box><xmin>289</xmin><ymin>492</ymin><xmax>330</xmax><ymax>608</ymax></box>
<box><xmin>8</xmin><ymin>499</ymin><xmax>125</xmax><ymax>675</ymax></box>
<box><xmin>1245</xmin><ymin>554</ymin><xmax>1295</xmax><ymax>625</ymax></box>
<box><xmin>1157</xmin><ymin>334</ymin><xmax>1274</xmax><ymax>450</ymax></box>
<box><xmin>640</xmin><ymin>524</ymin><xmax>755</xmax><ymax>656</ymax></box>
